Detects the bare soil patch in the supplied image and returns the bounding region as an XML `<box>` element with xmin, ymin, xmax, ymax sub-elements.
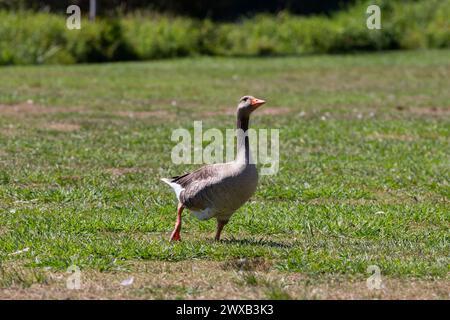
<box><xmin>45</xmin><ymin>123</ymin><xmax>80</xmax><ymax>132</ymax></box>
<box><xmin>0</xmin><ymin>103</ymin><xmax>177</xmax><ymax>127</ymax></box>
<box><xmin>0</xmin><ymin>126</ymin><xmax>16</xmax><ymax>137</ymax></box>
<box><xmin>396</xmin><ymin>106</ymin><xmax>450</xmax><ymax>117</ymax></box>
<box><xmin>0</xmin><ymin>103</ymin><xmax>85</xmax><ymax>116</ymax></box>
<box><xmin>366</xmin><ymin>132</ymin><xmax>416</xmax><ymax>142</ymax></box>
<box><xmin>115</xmin><ymin>110</ymin><xmax>173</xmax><ymax>119</ymax></box>
<box><xmin>307</xmin><ymin>189</ymin><xmax>446</xmax><ymax>206</ymax></box>
<box><xmin>105</xmin><ymin>167</ymin><xmax>142</xmax><ymax>176</ymax></box>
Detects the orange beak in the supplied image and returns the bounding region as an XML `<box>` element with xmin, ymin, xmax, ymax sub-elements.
<box><xmin>250</xmin><ymin>98</ymin><xmax>266</xmax><ymax>108</ymax></box>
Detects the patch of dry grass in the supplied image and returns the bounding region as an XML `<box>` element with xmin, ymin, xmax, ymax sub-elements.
<box><xmin>0</xmin><ymin>261</ymin><xmax>448</xmax><ymax>300</ymax></box>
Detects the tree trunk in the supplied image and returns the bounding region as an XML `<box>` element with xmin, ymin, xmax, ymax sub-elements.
<box><xmin>89</xmin><ymin>0</ymin><xmax>97</xmax><ymax>21</ymax></box>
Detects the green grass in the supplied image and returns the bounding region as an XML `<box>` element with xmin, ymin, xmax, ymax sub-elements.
<box><xmin>0</xmin><ymin>50</ymin><xmax>449</xmax><ymax>281</ymax></box>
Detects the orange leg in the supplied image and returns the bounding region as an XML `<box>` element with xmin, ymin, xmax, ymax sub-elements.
<box><xmin>170</xmin><ymin>203</ymin><xmax>184</xmax><ymax>241</ymax></box>
<box><xmin>215</xmin><ymin>220</ymin><xmax>228</xmax><ymax>241</ymax></box>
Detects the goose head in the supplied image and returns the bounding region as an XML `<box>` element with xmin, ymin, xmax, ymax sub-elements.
<box><xmin>237</xmin><ymin>95</ymin><xmax>266</xmax><ymax>118</ymax></box>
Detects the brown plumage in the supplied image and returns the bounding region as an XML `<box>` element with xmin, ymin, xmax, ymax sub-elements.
<box><xmin>162</xmin><ymin>95</ymin><xmax>266</xmax><ymax>241</ymax></box>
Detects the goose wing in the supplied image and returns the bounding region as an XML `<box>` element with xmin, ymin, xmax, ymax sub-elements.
<box><xmin>165</xmin><ymin>164</ymin><xmax>228</xmax><ymax>210</ymax></box>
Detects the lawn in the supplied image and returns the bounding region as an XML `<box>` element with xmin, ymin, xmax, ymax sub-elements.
<box><xmin>0</xmin><ymin>50</ymin><xmax>448</xmax><ymax>299</ymax></box>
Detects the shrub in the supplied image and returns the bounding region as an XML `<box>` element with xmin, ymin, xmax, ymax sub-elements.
<box><xmin>121</xmin><ymin>13</ymin><xmax>201</xmax><ymax>59</ymax></box>
<box><xmin>0</xmin><ymin>0</ymin><xmax>448</xmax><ymax>65</ymax></box>
<box><xmin>0</xmin><ymin>11</ymin><xmax>73</xmax><ymax>65</ymax></box>
<box><xmin>66</xmin><ymin>19</ymin><xmax>136</xmax><ymax>63</ymax></box>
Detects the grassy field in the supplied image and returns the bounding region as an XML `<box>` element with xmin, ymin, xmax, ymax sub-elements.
<box><xmin>0</xmin><ymin>50</ymin><xmax>448</xmax><ymax>299</ymax></box>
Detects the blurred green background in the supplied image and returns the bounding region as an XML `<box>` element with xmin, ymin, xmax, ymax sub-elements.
<box><xmin>0</xmin><ymin>0</ymin><xmax>448</xmax><ymax>65</ymax></box>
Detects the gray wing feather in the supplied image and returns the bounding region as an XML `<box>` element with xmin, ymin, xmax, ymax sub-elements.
<box><xmin>169</xmin><ymin>164</ymin><xmax>224</xmax><ymax>209</ymax></box>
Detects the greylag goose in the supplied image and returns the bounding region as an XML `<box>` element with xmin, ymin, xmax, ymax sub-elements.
<box><xmin>161</xmin><ymin>95</ymin><xmax>266</xmax><ymax>241</ymax></box>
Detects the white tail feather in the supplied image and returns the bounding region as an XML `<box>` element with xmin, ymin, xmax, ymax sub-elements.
<box><xmin>161</xmin><ymin>178</ymin><xmax>184</xmax><ymax>202</ymax></box>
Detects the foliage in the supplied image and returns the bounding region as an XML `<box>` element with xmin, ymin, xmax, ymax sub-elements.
<box><xmin>0</xmin><ymin>0</ymin><xmax>448</xmax><ymax>65</ymax></box>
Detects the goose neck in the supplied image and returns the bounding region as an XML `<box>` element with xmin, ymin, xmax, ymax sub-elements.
<box><xmin>236</xmin><ymin>115</ymin><xmax>251</xmax><ymax>164</ymax></box>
